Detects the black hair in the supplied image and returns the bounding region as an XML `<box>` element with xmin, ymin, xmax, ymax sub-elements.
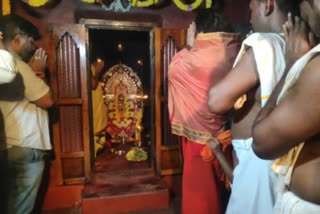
<box><xmin>212</xmin><ymin>0</ymin><xmax>225</xmax><ymax>11</ymax></box>
<box><xmin>0</xmin><ymin>15</ymin><xmax>41</xmax><ymax>42</ymax></box>
<box><xmin>276</xmin><ymin>0</ymin><xmax>301</xmax><ymax>16</ymax></box>
<box><xmin>195</xmin><ymin>8</ymin><xmax>232</xmax><ymax>33</ymax></box>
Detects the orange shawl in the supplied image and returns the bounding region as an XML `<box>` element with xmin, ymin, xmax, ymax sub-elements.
<box><xmin>168</xmin><ymin>32</ymin><xmax>241</xmax><ymax>144</ymax></box>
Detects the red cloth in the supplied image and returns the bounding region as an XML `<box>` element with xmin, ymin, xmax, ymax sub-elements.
<box><xmin>168</xmin><ymin>32</ymin><xmax>241</xmax><ymax>144</ymax></box>
<box><xmin>182</xmin><ymin>137</ymin><xmax>227</xmax><ymax>214</ymax></box>
<box><xmin>168</xmin><ymin>32</ymin><xmax>240</xmax><ymax>214</ymax></box>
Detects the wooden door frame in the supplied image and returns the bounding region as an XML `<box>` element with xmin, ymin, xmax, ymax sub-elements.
<box><xmin>79</xmin><ymin>19</ymin><xmax>157</xmax><ymax>172</ymax></box>
<box><xmin>154</xmin><ymin>28</ymin><xmax>186</xmax><ymax>176</ymax></box>
<box><xmin>50</xmin><ymin>24</ymin><xmax>91</xmax><ymax>185</ymax></box>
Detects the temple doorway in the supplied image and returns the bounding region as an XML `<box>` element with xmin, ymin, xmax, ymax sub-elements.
<box><xmin>85</xmin><ymin>20</ymin><xmax>156</xmax><ymax>174</ymax></box>
<box><xmin>49</xmin><ymin>23</ymin><xmax>184</xmax><ymax>211</ymax></box>
<box><xmin>79</xmin><ymin>22</ymin><xmax>172</xmax><ymax>213</ymax></box>
<box><xmin>48</xmin><ymin>20</ymin><xmax>186</xmax><ymax>212</ymax></box>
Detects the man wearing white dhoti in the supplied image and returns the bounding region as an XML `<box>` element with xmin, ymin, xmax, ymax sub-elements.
<box><xmin>207</xmin><ymin>0</ymin><xmax>300</xmax><ymax>213</ymax></box>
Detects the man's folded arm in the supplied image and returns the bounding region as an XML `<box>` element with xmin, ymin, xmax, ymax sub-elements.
<box><xmin>252</xmin><ymin>56</ymin><xmax>320</xmax><ymax>159</ymax></box>
<box><xmin>208</xmin><ymin>48</ymin><xmax>259</xmax><ymax>114</ymax></box>
<box><xmin>33</xmin><ymin>90</ymin><xmax>54</xmax><ymax>109</ymax></box>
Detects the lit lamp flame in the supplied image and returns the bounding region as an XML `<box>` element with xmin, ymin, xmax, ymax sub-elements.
<box><xmin>117</xmin><ymin>43</ymin><xmax>124</xmax><ymax>52</ymax></box>
<box><xmin>137</xmin><ymin>59</ymin><xmax>143</xmax><ymax>66</ymax></box>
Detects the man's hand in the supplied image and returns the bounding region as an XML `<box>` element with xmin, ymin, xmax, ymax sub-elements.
<box><xmin>93</xmin><ymin>58</ymin><xmax>105</xmax><ymax>76</ymax></box>
<box><xmin>208</xmin><ymin>138</ymin><xmax>222</xmax><ymax>154</ymax></box>
<box><xmin>207</xmin><ymin>136</ymin><xmax>234</xmax><ymax>182</ymax></box>
<box><xmin>283</xmin><ymin>13</ymin><xmax>316</xmax><ymax>68</ymax></box>
<box><xmin>29</xmin><ymin>48</ymin><xmax>47</xmax><ymax>79</ymax></box>
<box><xmin>91</xmin><ymin>58</ymin><xmax>105</xmax><ymax>90</ymax></box>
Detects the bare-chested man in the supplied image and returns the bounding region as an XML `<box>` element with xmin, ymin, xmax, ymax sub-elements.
<box><xmin>207</xmin><ymin>0</ymin><xmax>300</xmax><ymax>213</ymax></box>
<box><xmin>252</xmin><ymin>1</ymin><xmax>320</xmax><ymax>213</ymax></box>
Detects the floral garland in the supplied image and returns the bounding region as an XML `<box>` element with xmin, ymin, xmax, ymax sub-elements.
<box><xmin>18</xmin><ymin>0</ymin><xmax>211</xmax><ymax>11</ymax></box>
<box><xmin>21</xmin><ymin>0</ymin><xmax>49</xmax><ymax>7</ymax></box>
<box><xmin>131</xmin><ymin>0</ymin><xmax>159</xmax><ymax>7</ymax></box>
<box><xmin>172</xmin><ymin>0</ymin><xmax>211</xmax><ymax>11</ymax></box>
<box><xmin>80</xmin><ymin>0</ymin><xmax>212</xmax><ymax>11</ymax></box>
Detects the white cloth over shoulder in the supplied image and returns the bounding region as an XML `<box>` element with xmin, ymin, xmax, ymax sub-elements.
<box><xmin>233</xmin><ymin>32</ymin><xmax>286</xmax><ymax>106</ymax></box>
<box><xmin>0</xmin><ymin>50</ymin><xmax>16</xmax><ymax>84</ymax></box>
<box><xmin>278</xmin><ymin>44</ymin><xmax>320</xmax><ymax>102</ymax></box>
<box><xmin>227</xmin><ymin>33</ymin><xmax>286</xmax><ymax>214</ymax></box>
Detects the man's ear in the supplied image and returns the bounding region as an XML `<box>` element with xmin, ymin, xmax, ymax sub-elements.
<box><xmin>9</xmin><ymin>34</ymin><xmax>25</xmax><ymax>53</ymax></box>
<box><xmin>13</xmin><ymin>34</ymin><xmax>23</xmax><ymax>46</ymax></box>
<box><xmin>264</xmin><ymin>0</ymin><xmax>275</xmax><ymax>16</ymax></box>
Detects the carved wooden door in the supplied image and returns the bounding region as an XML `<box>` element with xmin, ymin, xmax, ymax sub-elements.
<box><xmin>50</xmin><ymin>24</ymin><xmax>91</xmax><ymax>185</ymax></box>
<box><xmin>155</xmin><ymin>28</ymin><xmax>186</xmax><ymax>175</ymax></box>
